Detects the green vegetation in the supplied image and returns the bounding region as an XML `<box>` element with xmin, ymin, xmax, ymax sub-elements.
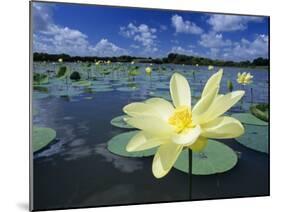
<box><xmin>56</xmin><ymin>66</ymin><xmax>69</xmax><ymax>79</ymax></box>
<box><xmin>33</xmin><ymin>73</ymin><xmax>49</xmax><ymax>85</ymax></box>
<box><xmin>174</xmin><ymin>140</ymin><xmax>238</xmax><ymax>175</ymax></box>
<box><xmin>250</xmin><ymin>104</ymin><xmax>269</xmax><ymax>122</ymax></box>
<box><xmin>32</xmin><ymin>127</ymin><xmax>56</xmax><ymax>152</ymax></box>
<box><xmin>70</xmin><ymin>71</ymin><xmax>81</xmax><ymax>81</ymax></box>
<box><xmin>34</xmin><ymin>52</ymin><xmax>269</xmax><ymax>68</ymax></box>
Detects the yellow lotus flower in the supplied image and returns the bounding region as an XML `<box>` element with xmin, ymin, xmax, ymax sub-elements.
<box><xmin>58</xmin><ymin>58</ymin><xmax>63</xmax><ymax>63</ymax></box>
<box><xmin>237</xmin><ymin>72</ymin><xmax>253</xmax><ymax>85</ymax></box>
<box><xmin>208</xmin><ymin>65</ymin><xmax>214</xmax><ymax>70</ymax></box>
<box><xmin>145</xmin><ymin>67</ymin><xmax>152</xmax><ymax>75</ymax></box>
<box><xmin>123</xmin><ymin>70</ymin><xmax>244</xmax><ymax>178</ymax></box>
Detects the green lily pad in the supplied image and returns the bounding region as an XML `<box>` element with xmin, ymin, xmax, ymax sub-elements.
<box><xmin>250</xmin><ymin>104</ymin><xmax>269</xmax><ymax>122</ymax></box>
<box><xmin>32</xmin><ymin>127</ymin><xmax>56</xmax><ymax>152</ymax></box>
<box><xmin>72</xmin><ymin>80</ymin><xmax>92</xmax><ymax>87</ymax></box>
<box><xmin>92</xmin><ymin>87</ymin><xmax>114</xmax><ymax>92</ymax></box>
<box><xmin>56</xmin><ymin>66</ymin><xmax>69</xmax><ymax>80</ymax></box>
<box><xmin>235</xmin><ymin>124</ymin><xmax>268</xmax><ymax>153</ymax></box>
<box><xmin>33</xmin><ymin>73</ymin><xmax>49</xmax><ymax>85</ymax></box>
<box><xmin>174</xmin><ymin>140</ymin><xmax>238</xmax><ymax>175</ymax></box>
<box><xmin>116</xmin><ymin>87</ymin><xmax>139</xmax><ymax>92</ymax></box>
<box><xmin>110</xmin><ymin>115</ymin><xmax>135</xmax><ymax>129</ymax></box>
<box><xmin>148</xmin><ymin>91</ymin><xmax>172</xmax><ymax>101</ymax></box>
<box><xmin>33</xmin><ymin>92</ymin><xmax>49</xmax><ymax>100</ymax></box>
<box><xmin>107</xmin><ymin>131</ymin><xmax>156</xmax><ymax>157</ymax></box>
<box><xmin>231</xmin><ymin>113</ymin><xmax>268</xmax><ymax>126</ymax></box>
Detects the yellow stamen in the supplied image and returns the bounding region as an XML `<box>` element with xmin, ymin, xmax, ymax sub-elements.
<box><xmin>168</xmin><ymin>106</ymin><xmax>193</xmax><ymax>133</ymax></box>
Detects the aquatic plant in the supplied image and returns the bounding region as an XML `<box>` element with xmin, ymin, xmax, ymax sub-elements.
<box><xmin>145</xmin><ymin>67</ymin><xmax>152</xmax><ymax>75</ymax></box>
<box><xmin>250</xmin><ymin>103</ymin><xmax>269</xmax><ymax>122</ymax></box>
<box><xmin>237</xmin><ymin>72</ymin><xmax>253</xmax><ymax>85</ymax></box>
<box><xmin>122</xmin><ymin>70</ymin><xmax>245</xmax><ymax>178</ymax></box>
<box><xmin>70</xmin><ymin>71</ymin><xmax>81</xmax><ymax>81</ymax></box>
<box><xmin>56</xmin><ymin>66</ymin><xmax>69</xmax><ymax>79</ymax></box>
<box><xmin>227</xmin><ymin>80</ymin><xmax>233</xmax><ymax>92</ymax></box>
<box><xmin>208</xmin><ymin>65</ymin><xmax>214</xmax><ymax>70</ymax></box>
<box><xmin>33</xmin><ymin>73</ymin><xmax>49</xmax><ymax>85</ymax></box>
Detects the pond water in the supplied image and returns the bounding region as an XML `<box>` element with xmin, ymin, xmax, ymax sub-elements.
<box><xmin>32</xmin><ymin>62</ymin><xmax>269</xmax><ymax>210</ymax></box>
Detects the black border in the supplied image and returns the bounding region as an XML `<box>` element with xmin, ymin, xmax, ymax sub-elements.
<box><xmin>29</xmin><ymin>1</ymin><xmax>270</xmax><ymax>211</ymax></box>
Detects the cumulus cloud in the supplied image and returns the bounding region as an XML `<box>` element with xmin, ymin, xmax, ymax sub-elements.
<box><xmin>199</xmin><ymin>32</ymin><xmax>232</xmax><ymax>48</ymax></box>
<box><xmin>170</xmin><ymin>46</ymin><xmax>199</xmax><ymax>56</ymax></box>
<box><xmin>90</xmin><ymin>39</ymin><xmax>128</xmax><ymax>56</ymax></box>
<box><xmin>207</xmin><ymin>14</ymin><xmax>264</xmax><ymax>32</ymax></box>
<box><xmin>120</xmin><ymin>23</ymin><xmax>158</xmax><ymax>53</ymax></box>
<box><xmin>171</xmin><ymin>14</ymin><xmax>203</xmax><ymax>34</ymax></box>
<box><xmin>223</xmin><ymin>34</ymin><xmax>268</xmax><ymax>61</ymax></box>
<box><xmin>32</xmin><ymin>3</ymin><xmax>127</xmax><ymax>56</ymax></box>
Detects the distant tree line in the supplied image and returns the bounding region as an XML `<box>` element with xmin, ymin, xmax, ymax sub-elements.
<box><xmin>33</xmin><ymin>52</ymin><xmax>269</xmax><ymax>67</ymax></box>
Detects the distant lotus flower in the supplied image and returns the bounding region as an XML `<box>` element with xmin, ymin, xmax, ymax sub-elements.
<box><xmin>237</xmin><ymin>72</ymin><xmax>253</xmax><ymax>85</ymax></box>
<box><xmin>208</xmin><ymin>65</ymin><xmax>214</xmax><ymax>70</ymax></box>
<box><xmin>123</xmin><ymin>70</ymin><xmax>245</xmax><ymax>178</ymax></box>
<box><xmin>95</xmin><ymin>61</ymin><xmax>100</xmax><ymax>65</ymax></box>
<box><xmin>107</xmin><ymin>60</ymin><xmax>111</xmax><ymax>64</ymax></box>
<box><xmin>131</xmin><ymin>61</ymin><xmax>135</xmax><ymax>65</ymax></box>
<box><xmin>145</xmin><ymin>67</ymin><xmax>152</xmax><ymax>75</ymax></box>
<box><xmin>58</xmin><ymin>58</ymin><xmax>63</xmax><ymax>63</ymax></box>
<box><xmin>196</xmin><ymin>64</ymin><xmax>199</xmax><ymax>67</ymax></box>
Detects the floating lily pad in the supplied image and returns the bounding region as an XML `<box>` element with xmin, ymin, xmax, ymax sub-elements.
<box><xmin>107</xmin><ymin>131</ymin><xmax>156</xmax><ymax>157</ymax></box>
<box><xmin>92</xmin><ymin>87</ymin><xmax>114</xmax><ymax>92</ymax></box>
<box><xmin>116</xmin><ymin>87</ymin><xmax>139</xmax><ymax>92</ymax></box>
<box><xmin>72</xmin><ymin>80</ymin><xmax>92</xmax><ymax>87</ymax></box>
<box><xmin>32</xmin><ymin>127</ymin><xmax>56</xmax><ymax>152</ymax></box>
<box><xmin>250</xmin><ymin>104</ymin><xmax>269</xmax><ymax>122</ymax></box>
<box><xmin>56</xmin><ymin>66</ymin><xmax>69</xmax><ymax>80</ymax></box>
<box><xmin>174</xmin><ymin>140</ymin><xmax>238</xmax><ymax>175</ymax></box>
<box><xmin>149</xmin><ymin>91</ymin><xmax>172</xmax><ymax>101</ymax></box>
<box><xmin>92</xmin><ymin>81</ymin><xmax>110</xmax><ymax>86</ymax></box>
<box><xmin>235</xmin><ymin>124</ymin><xmax>268</xmax><ymax>153</ymax></box>
<box><xmin>52</xmin><ymin>88</ymin><xmax>82</xmax><ymax>97</ymax></box>
<box><xmin>110</xmin><ymin>115</ymin><xmax>135</xmax><ymax>129</ymax></box>
<box><xmin>33</xmin><ymin>92</ymin><xmax>50</xmax><ymax>100</ymax></box>
<box><xmin>154</xmin><ymin>83</ymin><xmax>169</xmax><ymax>89</ymax></box>
<box><xmin>33</xmin><ymin>73</ymin><xmax>49</xmax><ymax>85</ymax></box>
<box><xmin>231</xmin><ymin>113</ymin><xmax>268</xmax><ymax>126</ymax></box>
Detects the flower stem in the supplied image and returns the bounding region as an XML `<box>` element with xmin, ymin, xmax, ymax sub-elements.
<box><xmin>250</xmin><ymin>87</ymin><xmax>253</xmax><ymax>103</ymax></box>
<box><xmin>188</xmin><ymin>148</ymin><xmax>193</xmax><ymax>200</ymax></box>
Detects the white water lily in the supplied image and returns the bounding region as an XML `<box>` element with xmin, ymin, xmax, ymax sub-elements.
<box><xmin>123</xmin><ymin>70</ymin><xmax>245</xmax><ymax>178</ymax></box>
<box><xmin>58</xmin><ymin>58</ymin><xmax>63</xmax><ymax>63</ymax></box>
<box><xmin>237</xmin><ymin>72</ymin><xmax>253</xmax><ymax>85</ymax></box>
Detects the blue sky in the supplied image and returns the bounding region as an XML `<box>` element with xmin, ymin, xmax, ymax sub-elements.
<box><xmin>32</xmin><ymin>1</ymin><xmax>269</xmax><ymax>61</ymax></box>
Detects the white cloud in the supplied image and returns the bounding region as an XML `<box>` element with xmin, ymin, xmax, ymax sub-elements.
<box><xmin>171</xmin><ymin>14</ymin><xmax>203</xmax><ymax>34</ymax></box>
<box><xmin>90</xmin><ymin>39</ymin><xmax>128</xmax><ymax>56</ymax></box>
<box><xmin>199</xmin><ymin>32</ymin><xmax>232</xmax><ymax>48</ymax></box>
<box><xmin>207</xmin><ymin>14</ymin><xmax>264</xmax><ymax>32</ymax></box>
<box><xmin>33</xmin><ymin>3</ymin><xmax>127</xmax><ymax>56</ymax></box>
<box><xmin>120</xmin><ymin>23</ymin><xmax>158</xmax><ymax>53</ymax></box>
<box><xmin>223</xmin><ymin>34</ymin><xmax>268</xmax><ymax>61</ymax></box>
